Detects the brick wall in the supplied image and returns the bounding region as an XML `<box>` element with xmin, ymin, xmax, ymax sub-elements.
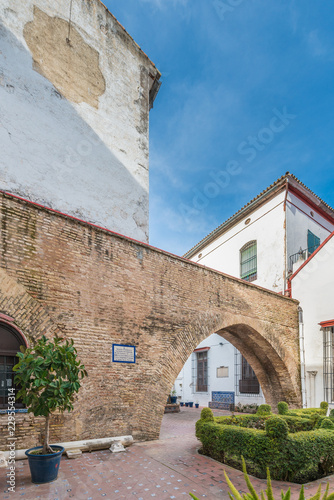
<box><xmin>0</xmin><ymin>193</ymin><xmax>301</xmax><ymax>449</ymax></box>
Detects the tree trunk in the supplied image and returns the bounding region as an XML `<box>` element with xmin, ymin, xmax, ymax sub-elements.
<box><xmin>42</xmin><ymin>414</ymin><xmax>53</xmax><ymax>454</ymax></box>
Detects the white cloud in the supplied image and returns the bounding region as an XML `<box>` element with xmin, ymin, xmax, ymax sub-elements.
<box><xmin>140</xmin><ymin>0</ymin><xmax>189</xmax><ymax>9</ymax></box>
<box><xmin>307</xmin><ymin>30</ymin><xmax>330</xmax><ymax>58</ymax></box>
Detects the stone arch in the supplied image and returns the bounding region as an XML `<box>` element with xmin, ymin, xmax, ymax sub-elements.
<box><xmin>136</xmin><ymin>312</ymin><xmax>301</xmax><ymax>439</ymax></box>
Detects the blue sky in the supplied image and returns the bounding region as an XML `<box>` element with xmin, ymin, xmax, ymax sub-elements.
<box><xmin>107</xmin><ymin>0</ymin><xmax>334</xmax><ymax>256</ymax></box>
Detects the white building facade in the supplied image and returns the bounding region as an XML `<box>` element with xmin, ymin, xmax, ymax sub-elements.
<box><xmin>176</xmin><ymin>173</ymin><xmax>334</xmax><ymax>408</ymax></box>
<box><xmin>0</xmin><ymin>0</ymin><xmax>161</xmax><ymax>243</ymax></box>
<box><xmin>290</xmin><ymin>233</ymin><xmax>334</xmax><ymax>409</ymax></box>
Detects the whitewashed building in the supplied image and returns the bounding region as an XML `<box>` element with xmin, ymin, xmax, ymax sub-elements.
<box><xmin>0</xmin><ymin>0</ymin><xmax>161</xmax><ymax>243</ymax></box>
<box><xmin>175</xmin><ymin>173</ymin><xmax>334</xmax><ymax>408</ymax></box>
<box><xmin>289</xmin><ymin>233</ymin><xmax>334</xmax><ymax>408</ymax></box>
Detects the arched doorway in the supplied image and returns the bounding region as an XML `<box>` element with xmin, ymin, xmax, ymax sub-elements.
<box><xmin>0</xmin><ymin>321</ymin><xmax>27</xmax><ymax>408</ymax></box>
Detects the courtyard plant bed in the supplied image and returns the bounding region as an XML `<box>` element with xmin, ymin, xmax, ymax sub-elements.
<box><xmin>13</xmin><ymin>335</ymin><xmax>87</xmax><ymax>483</ymax></box>
<box><xmin>196</xmin><ymin>405</ymin><xmax>334</xmax><ymax>483</ymax></box>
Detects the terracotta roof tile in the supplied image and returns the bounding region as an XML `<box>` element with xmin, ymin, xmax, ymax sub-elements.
<box><xmin>184</xmin><ymin>172</ymin><xmax>334</xmax><ymax>258</ymax></box>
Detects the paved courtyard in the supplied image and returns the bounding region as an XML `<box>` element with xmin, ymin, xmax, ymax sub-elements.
<box><xmin>1</xmin><ymin>408</ymin><xmax>334</xmax><ymax>499</ymax></box>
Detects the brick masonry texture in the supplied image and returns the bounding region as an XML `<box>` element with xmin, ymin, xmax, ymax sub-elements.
<box><xmin>0</xmin><ymin>193</ymin><xmax>301</xmax><ymax>449</ymax></box>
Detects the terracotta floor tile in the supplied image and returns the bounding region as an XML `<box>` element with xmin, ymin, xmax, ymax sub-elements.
<box><xmin>3</xmin><ymin>408</ymin><xmax>334</xmax><ymax>499</ymax></box>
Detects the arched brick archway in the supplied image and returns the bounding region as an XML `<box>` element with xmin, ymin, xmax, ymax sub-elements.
<box><xmin>136</xmin><ymin>313</ymin><xmax>301</xmax><ymax>439</ymax></box>
<box><xmin>0</xmin><ymin>193</ymin><xmax>301</xmax><ymax>445</ymax></box>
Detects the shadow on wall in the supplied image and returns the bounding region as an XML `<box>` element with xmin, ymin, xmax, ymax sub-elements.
<box><xmin>219</xmin><ymin>323</ymin><xmax>297</xmax><ymax>409</ymax></box>
<box><xmin>0</xmin><ymin>21</ymin><xmax>148</xmax><ymax>241</ymax></box>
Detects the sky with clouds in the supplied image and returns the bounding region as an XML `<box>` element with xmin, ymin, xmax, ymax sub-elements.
<box><xmin>106</xmin><ymin>0</ymin><xmax>334</xmax><ymax>256</ymax></box>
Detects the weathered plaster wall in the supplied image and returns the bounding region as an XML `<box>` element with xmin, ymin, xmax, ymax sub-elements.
<box><xmin>0</xmin><ymin>193</ymin><xmax>301</xmax><ymax>449</ymax></box>
<box><xmin>0</xmin><ymin>0</ymin><xmax>160</xmax><ymax>242</ymax></box>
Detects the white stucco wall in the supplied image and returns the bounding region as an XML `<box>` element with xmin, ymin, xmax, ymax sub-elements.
<box><xmin>291</xmin><ymin>234</ymin><xmax>334</xmax><ymax>407</ymax></box>
<box><xmin>178</xmin><ymin>187</ymin><xmax>334</xmax><ymax>409</ymax></box>
<box><xmin>191</xmin><ymin>192</ymin><xmax>286</xmax><ymax>292</ymax></box>
<box><xmin>176</xmin><ymin>193</ymin><xmax>287</xmax><ymax>407</ymax></box>
<box><xmin>174</xmin><ymin>334</ymin><xmax>265</xmax><ymax>407</ymax></box>
<box><xmin>286</xmin><ymin>192</ymin><xmax>334</xmax><ymax>272</ymax></box>
<box><xmin>0</xmin><ymin>0</ymin><xmax>160</xmax><ymax>242</ymax></box>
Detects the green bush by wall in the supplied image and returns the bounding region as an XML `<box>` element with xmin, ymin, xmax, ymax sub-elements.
<box><xmin>256</xmin><ymin>404</ymin><xmax>272</xmax><ymax>416</ymax></box>
<box><xmin>277</xmin><ymin>401</ymin><xmax>289</xmax><ymax>415</ymax></box>
<box><xmin>196</xmin><ymin>416</ymin><xmax>334</xmax><ymax>482</ymax></box>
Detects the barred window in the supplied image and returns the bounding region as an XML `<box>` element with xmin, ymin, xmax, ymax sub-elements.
<box><xmin>0</xmin><ymin>322</ymin><xmax>25</xmax><ymax>408</ymax></box>
<box><xmin>323</xmin><ymin>326</ymin><xmax>334</xmax><ymax>403</ymax></box>
<box><xmin>240</xmin><ymin>241</ymin><xmax>257</xmax><ymax>282</ymax></box>
<box><xmin>196</xmin><ymin>351</ymin><xmax>208</xmax><ymax>392</ymax></box>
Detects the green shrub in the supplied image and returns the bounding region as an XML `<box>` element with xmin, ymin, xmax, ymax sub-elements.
<box><xmin>215</xmin><ymin>413</ymin><xmax>314</xmax><ymax>433</ymax></box>
<box><xmin>256</xmin><ymin>404</ymin><xmax>271</xmax><ymax>416</ymax></box>
<box><xmin>215</xmin><ymin>414</ymin><xmax>268</xmax><ymax>430</ymax></box>
<box><xmin>277</xmin><ymin>401</ymin><xmax>289</xmax><ymax>415</ymax></box>
<box><xmin>265</xmin><ymin>416</ymin><xmax>289</xmax><ymax>439</ymax></box>
<box><xmin>321</xmin><ymin>418</ymin><xmax>334</xmax><ymax>430</ymax></box>
<box><xmin>330</xmin><ymin>409</ymin><xmax>334</xmax><ymax>418</ymax></box>
<box><xmin>200</xmin><ymin>407</ymin><xmax>214</xmax><ymax>421</ymax></box>
<box><xmin>289</xmin><ymin>407</ymin><xmax>327</xmax><ymax>417</ymax></box>
<box><xmin>280</xmin><ymin>415</ymin><xmax>314</xmax><ymax>432</ymax></box>
<box><xmin>196</xmin><ymin>418</ymin><xmax>334</xmax><ymax>482</ymax></box>
<box><xmin>321</xmin><ymin>401</ymin><xmax>329</xmax><ymax>411</ymax></box>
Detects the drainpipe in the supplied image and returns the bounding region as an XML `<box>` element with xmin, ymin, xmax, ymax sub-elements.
<box><xmin>298</xmin><ymin>307</ymin><xmax>307</xmax><ymax>407</ymax></box>
<box><xmin>307</xmin><ymin>371</ymin><xmax>317</xmax><ymax>408</ymax></box>
<box><xmin>283</xmin><ymin>180</ymin><xmax>289</xmax><ymax>292</ymax></box>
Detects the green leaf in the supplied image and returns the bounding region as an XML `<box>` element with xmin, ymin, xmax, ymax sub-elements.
<box><xmin>281</xmin><ymin>488</ymin><xmax>291</xmax><ymax>500</ymax></box>
<box><xmin>224</xmin><ymin>470</ymin><xmax>244</xmax><ymax>500</ymax></box>
<box><xmin>241</xmin><ymin>457</ymin><xmax>260</xmax><ymax>500</ymax></box>
<box><xmin>298</xmin><ymin>485</ymin><xmax>305</xmax><ymax>500</ymax></box>
<box><xmin>309</xmin><ymin>485</ymin><xmax>322</xmax><ymax>500</ymax></box>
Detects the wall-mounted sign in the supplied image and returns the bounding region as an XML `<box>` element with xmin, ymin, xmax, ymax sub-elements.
<box><xmin>112</xmin><ymin>344</ymin><xmax>136</xmax><ymax>364</ymax></box>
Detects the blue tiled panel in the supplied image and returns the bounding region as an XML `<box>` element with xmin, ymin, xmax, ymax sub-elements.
<box><xmin>211</xmin><ymin>391</ymin><xmax>235</xmax><ymax>404</ymax></box>
<box><xmin>0</xmin><ymin>409</ymin><xmax>28</xmax><ymax>414</ymax></box>
<box><xmin>209</xmin><ymin>401</ymin><xmax>234</xmax><ymax>410</ymax></box>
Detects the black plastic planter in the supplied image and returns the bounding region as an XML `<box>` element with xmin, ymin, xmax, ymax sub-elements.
<box><xmin>25</xmin><ymin>446</ymin><xmax>64</xmax><ymax>484</ymax></box>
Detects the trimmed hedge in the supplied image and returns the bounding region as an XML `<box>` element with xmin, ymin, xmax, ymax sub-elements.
<box><xmin>196</xmin><ymin>416</ymin><xmax>334</xmax><ymax>482</ymax></box>
<box><xmin>265</xmin><ymin>416</ymin><xmax>288</xmax><ymax>439</ymax></box>
<box><xmin>215</xmin><ymin>413</ymin><xmax>318</xmax><ymax>433</ymax></box>
<box><xmin>256</xmin><ymin>404</ymin><xmax>272</xmax><ymax>416</ymax></box>
<box><xmin>277</xmin><ymin>401</ymin><xmax>289</xmax><ymax>415</ymax></box>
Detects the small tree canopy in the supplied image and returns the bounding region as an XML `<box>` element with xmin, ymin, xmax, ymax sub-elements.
<box><xmin>14</xmin><ymin>335</ymin><xmax>87</xmax><ymax>454</ymax></box>
<box><xmin>13</xmin><ymin>335</ymin><xmax>87</xmax><ymax>418</ymax></box>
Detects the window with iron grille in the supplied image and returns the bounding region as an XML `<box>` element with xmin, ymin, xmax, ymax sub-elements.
<box><xmin>240</xmin><ymin>241</ymin><xmax>257</xmax><ymax>282</ymax></box>
<box><xmin>0</xmin><ymin>322</ymin><xmax>25</xmax><ymax>408</ymax></box>
<box><xmin>196</xmin><ymin>351</ymin><xmax>208</xmax><ymax>392</ymax></box>
<box><xmin>323</xmin><ymin>327</ymin><xmax>334</xmax><ymax>403</ymax></box>
<box><xmin>235</xmin><ymin>352</ymin><xmax>260</xmax><ymax>395</ymax></box>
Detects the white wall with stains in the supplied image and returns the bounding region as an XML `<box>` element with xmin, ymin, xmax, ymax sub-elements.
<box><xmin>0</xmin><ymin>0</ymin><xmax>160</xmax><ymax>242</ymax></box>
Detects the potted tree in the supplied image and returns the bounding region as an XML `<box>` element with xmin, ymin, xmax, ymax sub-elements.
<box><xmin>170</xmin><ymin>389</ymin><xmax>177</xmax><ymax>404</ymax></box>
<box><xmin>13</xmin><ymin>335</ymin><xmax>87</xmax><ymax>484</ymax></box>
